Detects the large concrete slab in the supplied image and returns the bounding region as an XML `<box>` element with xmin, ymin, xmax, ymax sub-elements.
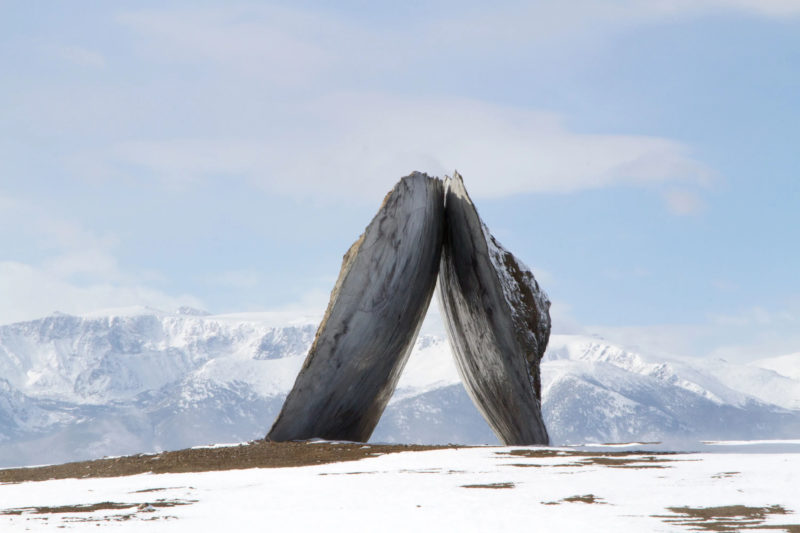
<box><xmin>268</xmin><ymin>173</ymin><xmax>444</xmax><ymax>442</ymax></box>
<box><xmin>438</xmin><ymin>172</ymin><xmax>551</xmax><ymax>445</ymax></box>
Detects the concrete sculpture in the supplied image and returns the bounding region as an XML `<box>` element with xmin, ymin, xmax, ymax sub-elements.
<box><xmin>438</xmin><ymin>173</ymin><xmax>550</xmax><ymax>445</ymax></box>
<box><xmin>268</xmin><ymin>173</ymin><xmax>444</xmax><ymax>442</ymax></box>
<box><xmin>268</xmin><ymin>171</ymin><xmax>550</xmax><ymax>445</ymax></box>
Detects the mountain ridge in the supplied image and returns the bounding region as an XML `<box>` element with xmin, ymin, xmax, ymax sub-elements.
<box><xmin>1</xmin><ymin>308</ymin><xmax>798</xmax><ymax>467</ymax></box>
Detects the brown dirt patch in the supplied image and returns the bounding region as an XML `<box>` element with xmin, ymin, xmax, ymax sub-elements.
<box><xmin>657</xmin><ymin>504</ymin><xmax>798</xmax><ymax>531</ymax></box>
<box><xmin>461</xmin><ymin>482</ymin><xmax>515</xmax><ymax>489</ymax></box>
<box><xmin>564</xmin><ymin>494</ymin><xmax>605</xmax><ymax>504</ymax></box>
<box><xmin>577</xmin><ymin>456</ymin><xmax>671</xmax><ymax>468</ymax></box>
<box><xmin>130</xmin><ymin>486</ymin><xmax>191</xmax><ymax>494</ymax></box>
<box><xmin>498</xmin><ymin>449</ymin><xmax>682</xmax><ymax>469</ymax></box>
<box><xmin>499</xmin><ymin>449</ymin><xmax>682</xmax><ymax>459</ymax></box>
<box><xmin>543</xmin><ymin>494</ymin><xmax>606</xmax><ymax>505</ymax></box>
<box><xmin>0</xmin><ymin>441</ymin><xmax>448</xmax><ymax>483</ymax></box>
<box><xmin>711</xmin><ymin>472</ymin><xmax>741</xmax><ymax>479</ymax></box>
<box><xmin>1</xmin><ymin>499</ymin><xmax>194</xmax><ymax>516</ymax></box>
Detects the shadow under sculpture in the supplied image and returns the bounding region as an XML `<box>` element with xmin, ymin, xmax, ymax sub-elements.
<box><xmin>438</xmin><ymin>173</ymin><xmax>550</xmax><ymax>445</ymax></box>
<box><xmin>267</xmin><ymin>171</ymin><xmax>550</xmax><ymax>445</ymax></box>
<box><xmin>267</xmin><ymin>173</ymin><xmax>445</xmax><ymax>442</ymax></box>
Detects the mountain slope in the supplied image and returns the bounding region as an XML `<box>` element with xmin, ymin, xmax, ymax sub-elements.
<box><xmin>542</xmin><ymin>335</ymin><xmax>800</xmax><ymax>444</ymax></box>
<box><xmin>751</xmin><ymin>352</ymin><xmax>800</xmax><ymax>382</ymax></box>
<box><xmin>1</xmin><ymin>309</ymin><xmax>799</xmax><ymax>467</ymax></box>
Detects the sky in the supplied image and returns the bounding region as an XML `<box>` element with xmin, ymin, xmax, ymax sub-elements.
<box><xmin>1</xmin><ymin>1</ymin><xmax>798</xmax><ymax>362</ymax></box>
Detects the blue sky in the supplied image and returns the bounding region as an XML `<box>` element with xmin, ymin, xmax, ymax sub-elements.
<box><xmin>1</xmin><ymin>1</ymin><xmax>798</xmax><ymax>361</ymax></box>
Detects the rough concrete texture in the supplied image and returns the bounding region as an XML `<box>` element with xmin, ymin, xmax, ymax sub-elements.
<box><xmin>268</xmin><ymin>173</ymin><xmax>444</xmax><ymax>442</ymax></box>
<box><xmin>438</xmin><ymin>172</ymin><xmax>550</xmax><ymax>445</ymax></box>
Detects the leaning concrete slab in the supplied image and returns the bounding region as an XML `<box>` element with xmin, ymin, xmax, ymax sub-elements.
<box><xmin>438</xmin><ymin>172</ymin><xmax>551</xmax><ymax>445</ymax></box>
<box><xmin>268</xmin><ymin>172</ymin><xmax>444</xmax><ymax>442</ymax></box>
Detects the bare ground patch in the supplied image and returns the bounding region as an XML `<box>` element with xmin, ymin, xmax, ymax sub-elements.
<box><xmin>711</xmin><ymin>472</ymin><xmax>741</xmax><ymax>479</ymax></box>
<box><xmin>498</xmin><ymin>449</ymin><xmax>683</xmax><ymax>469</ymax></box>
<box><xmin>543</xmin><ymin>494</ymin><xmax>607</xmax><ymax>505</ymax></box>
<box><xmin>461</xmin><ymin>482</ymin><xmax>515</xmax><ymax>489</ymax></box>
<box><xmin>1</xmin><ymin>499</ymin><xmax>196</xmax><ymax>526</ymax></box>
<box><xmin>129</xmin><ymin>486</ymin><xmax>193</xmax><ymax>494</ymax></box>
<box><xmin>0</xmin><ymin>441</ymin><xmax>448</xmax><ymax>483</ymax></box>
<box><xmin>1</xmin><ymin>499</ymin><xmax>195</xmax><ymax>516</ymax></box>
<box><xmin>656</xmin><ymin>504</ymin><xmax>799</xmax><ymax>532</ymax></box>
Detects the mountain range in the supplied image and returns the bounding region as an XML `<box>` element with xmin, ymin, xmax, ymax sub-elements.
<box><xmin>1</xmin><ymin>307</ymin><xmax>798</xmax><ymax>467</ymax></box>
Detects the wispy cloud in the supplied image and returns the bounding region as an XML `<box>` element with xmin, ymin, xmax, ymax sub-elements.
<box><xmin>103</xmin><ymin>4</ymin><xmax>727</xmax><ymax>204</ymax></box>
<box><xmin>688</xmin><ymin>0</ymin><xmax>800</xmax><ymax>17</ymax></box>
<box><xmin>589</xmin><ymin>301</ymin><xmax>800</xmax><ymax>363</ymax></box>
<box><xmin>0</xmin><ymin>194</ymin><xmax>200</xmax><ymax>325</ymax></box>
<box><xmin>435</xmin><ymin>0</ymin><xmax>800</xmax><ymax>39</ymax></box>
<box><xmin>201</xmin><ymin>269</ymin><xmax>261</xmax><ymax>290</ymax></box>
<box><xmin>117</xmin><ymin>2</ymin><xmax>800</xmax><ymax>84</ymax></box>
<box><xmin>117</xmin><ymin>6</ymin><xmax>342</xmax><ymax>85</ymax></box>
<box><xmin>3</xmin><ymin>1</ymin><xmax>794</xmax><ymax>331</ymax></box>
<box><xmin>0</xmin><ymin>193</ymin><xmax>115</xmax><ymax>254</ymax></box>
<box><xmin>663</xmin><ymin>189</ymin><xmax>705</xmax><ymax>215</ymax></box>
<box><xmin>0</xmin><ymin>260</ymin><xmax>202</xmax><ymax>325</ymax></box>
<box><xmin>709</xmin><ymin>306</ymin><xmax>799</xmax><ymax>327</ymax></box>
<box><xmin>104</xmin><ymin>94</ymin><xmax>712</xmax><ymax>202</ymax></box>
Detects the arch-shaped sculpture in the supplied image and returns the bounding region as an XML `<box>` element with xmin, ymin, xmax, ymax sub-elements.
<box><xmin>268</xmin><ymin>171</ymin><xmax>550</xmax><ymax>445</ymax></box>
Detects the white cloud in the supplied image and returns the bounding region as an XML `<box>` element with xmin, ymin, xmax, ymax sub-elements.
<box><xmin>0</xmin><ymin>195</ymin><xmax>116</xmax><ymax>258</ymax></box>
<box><xmin>106</xmin><ymin>94</ymin><xmax>712</xmax><ymax>203</ymax></box>
<box><xmin>709</xmin><ymin>306</ymin><xmax>798</xmax><ymax>328</ymax></box>
<box><xmin>117</xmin><ymin>2</ymin><xmax>800</xmax><ymax>86</ymax></box>
<box><xmin>18</xmin><ymin>3</ymin><xmax>733</xmax><ymax>206</ymax></box>
<box><xmin>202</xmin><ymin>270</ymin><xmax>261</xmax><ymax>290</ymax></box>
<box><xmin>409</xmin><ymin>0</ymin><xmax>800</xmax><ymax>61</ymax></box>
<box><xmin>589</xmin><ymin>302</ymin><xmax>800</xmax><ymax>363</ymax></box>
<box><xmin>437</xmin><ymin>0</ymin><xmax>800</xmax><ymax>41</ymax></box>
<box><xmin>0</xmin><ymin>194</ymin><xmax>200</xmax><ymax>325</ymax></box>
<box><xmin>681</xmin><ymin>0</ymin><xmax>800</xmax><ymax>17</ymax></box>
<box><xmin>237</xmin><ymin>288</ymin><xmax>330</xmax><ymax>324</ymax></box>
<box><xmin>548</xmin><ymin>300</ymin><xmax>585</xmax><ymax>335</ymax></box>
<box><xmin>0</xmin><ymin>261</ymin><xmax>202</xmax><ymax>326</ymax></box>
<box><xmin>587</xmin><ymin>323</ymin><xmax>712</xmax><ymax>360</ymax></box>
<box><xmin>117</xmin><ymin>6</ymin><xmax>341</xmax><ymax>85</ymax></box>
<box><xmin>43</xmin><ymin>249</ymin><xmax>122</xmax><ymax>281</ymax></box>
<box><xmin>664</xmin><ymin>189</ymin><xmax>705</xmax><ymax>215</ymax></box>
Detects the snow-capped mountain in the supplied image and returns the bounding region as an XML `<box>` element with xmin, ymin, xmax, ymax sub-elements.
<box><xmin>751</xmin><ymin>352</ymin><xmax>800</xmax><ymax>382</ymax></box>
<box><xmin>541</xmin><ymin>336</ymin><xmax>800</xmax><ymax>444</ymax></box>
<box><xmin>1</xmin><ymin>309</ymin><xmax>799</xmax><ymax>467</ymax></box>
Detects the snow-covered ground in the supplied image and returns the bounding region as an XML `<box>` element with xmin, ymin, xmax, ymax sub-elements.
<box><xmin>2</xmin><ymin>442</ymin><xmax>799</xmax><ymax>532</ymax></box>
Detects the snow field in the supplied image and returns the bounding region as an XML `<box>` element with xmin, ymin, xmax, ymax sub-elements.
<box><xmin>2</xmin><ymin>446</ymin><xmax>799</xmax><ymax>532</ymax></box>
